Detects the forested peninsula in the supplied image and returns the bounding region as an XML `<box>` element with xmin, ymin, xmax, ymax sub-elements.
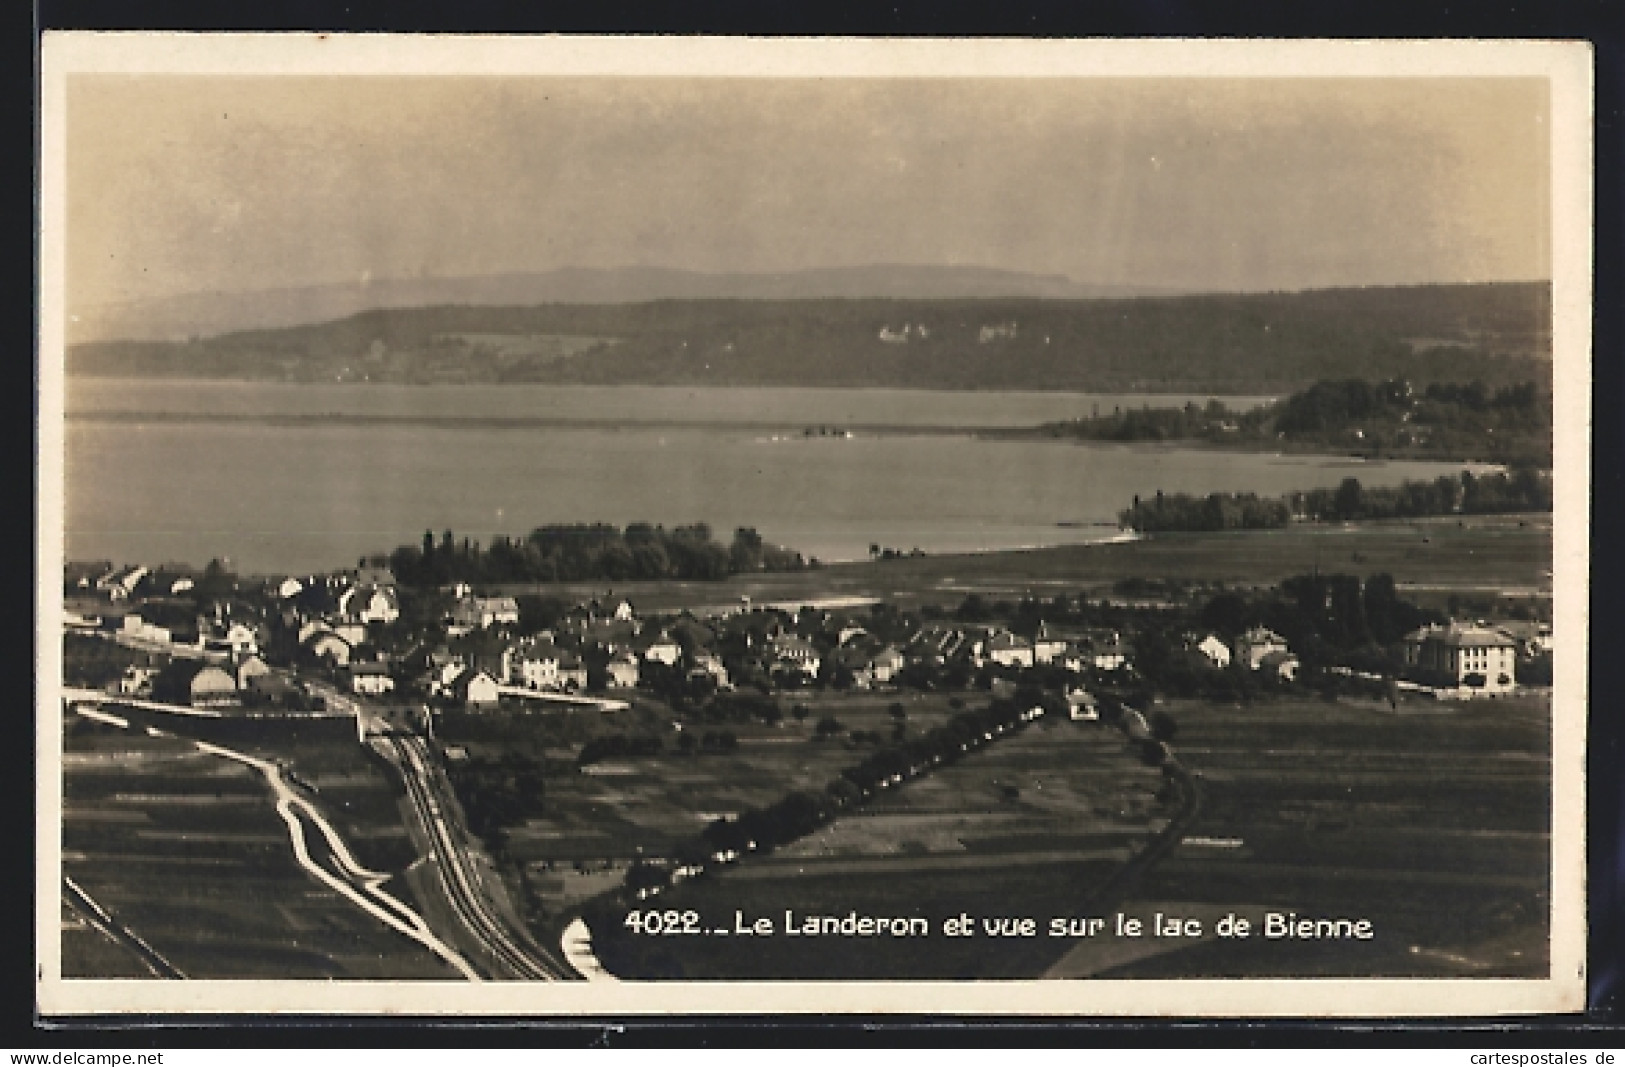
<box><xmin>1032</xmin><ymin>377</ymin><xmax>1552</xmax><ymax>468</ymax></box>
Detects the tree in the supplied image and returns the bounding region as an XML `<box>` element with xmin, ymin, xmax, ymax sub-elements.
<box><xmin>194</xmin><ymin>558</ymin><xmax>236</xmax><ymax>607</ymax></box>
<box><xmin>887</xmin><ymin>702</ymin><xmax>907</xmax><ymax>722</ymax></box>
<box><xmin>1149</xmin><ymin>709</ymin><xmax>1179</xmax><ymax>743</ymax></box>
<box><xmin>1334</xmin><ymin>477</ymin><xmax>1364</xmax><ymax>520</ymax></box>
<box><xmin>1201</xmin><ymin>592</ymin><xmax>1251</xmax><ymax>637</ymax></box>
<box><xmin>624</xmin><ymin>862</ymin><xmax>670</xmax><ymax>896</ymax></box>
<box><xmin>791</xmin><ymin>703</ymin><xmax>810</xmax><ymax>723</ymax></box>
<box><xmin>815</xmin><ymin>715</ymin><xmax>843</xmax><ymax>739</ymax></box>
<box><xmin>826</xmin><ymin>778</ymin><xmax>863</xmax><ymax>809</ymax></box>
<box><xmin>730</xmin><ymin>527</ymin><xmax>765</xmax><ymax>572</ymax></box>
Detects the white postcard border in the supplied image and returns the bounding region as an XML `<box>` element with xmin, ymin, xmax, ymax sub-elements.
<box><xmin>35</xmin><ymin>33</ymin><xmax>1594</xmax><ymax>1018</ymax></box>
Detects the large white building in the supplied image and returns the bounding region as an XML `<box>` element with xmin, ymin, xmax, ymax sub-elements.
<box><xmin>1402</xmin><ymin>624</ymin><xmax>1518</xmax><ymax>695</ymax></box>
<box><xmin>1404</xmin><ymin>620</ymin><xmax>1514</xmax><ymax>695</ymax></box>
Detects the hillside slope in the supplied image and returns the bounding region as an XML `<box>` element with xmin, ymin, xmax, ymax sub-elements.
<box><xmin>68</xmin><ymin>283</ymin><xmax>1551</xmax><ymax>394</ymax></box>
<box><xmin>68</xmin><ymin>265</ymin><xmax>1175</xmax><ymax>345</ymax></box>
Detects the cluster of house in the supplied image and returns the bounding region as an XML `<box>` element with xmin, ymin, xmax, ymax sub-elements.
<box><xmin>955</xmin><ymin>624</ymin><xmax>1131</xmax><ymax>674</ymax></box>
<box><xmin>68</xmin><ymin>559</ymin><xmax>408</xmax><ymax>709</ymax></box>
<box><xmin>1179</xmin><ymin>626</ymin><xmax>1302</xmax><ymax>681</ymax></box>
<box><xmin>69</xmin><ymin>556</ymin><xmax>1552</xmax><ymax>712</ymax></box>
<box><xmin>109</xmin><ymin>619</ymin><xmax>298</xmax><ymax>710</ymax></box>
<box><xmin>402</xmin><ymin>596</ymin><xmax>670</xmax><ymax>708</ymax></box>
<box><xmin>1169</xmin><ymin>619</ymin><xmax>1548</xmax><ymax>698</ymax></box>
<box><xmin>276</xmin><ymin>564</ymin><xmax>402</xmax><ymax>667</ymax></box>
<box><xmin>402</xmin><ymin>598</ymin><xmax>1148</xmax><ymax>711</ymax></box>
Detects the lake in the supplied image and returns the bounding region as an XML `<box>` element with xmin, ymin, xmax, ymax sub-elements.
<box><xmin>61</xmin><ymin>380</ymin><xmax>1482</xmax><ymax>575</ymax></box>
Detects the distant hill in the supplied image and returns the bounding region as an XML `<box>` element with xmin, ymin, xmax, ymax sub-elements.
<box><xmin>67</xmin><ymin>282</ymin><xmax>1551</xmax><ymax>395</ymax></box>
<box><xmin>68</xmin><ymin>265</ymin><xmax>1181</xmax><ymax>344</ymax></box>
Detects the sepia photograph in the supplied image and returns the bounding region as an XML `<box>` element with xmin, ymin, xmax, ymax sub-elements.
<box><xmin>36</xmin><ymin>35</ymin><xmax>1591</xmax><ymax>1016</ymax></box>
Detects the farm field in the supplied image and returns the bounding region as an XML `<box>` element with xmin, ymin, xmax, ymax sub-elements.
<box><xmin>509</xmin><ymin>513</ymin><xmax>1551</xmax><ymax>614</ymax></box>
<box><xmin>581</xmin><ymin>711</ymin><xmax>1172</xmax><ymax>979</ymax></box>
<box><xmin>60</xmin><ymin>711</ymin><xmax>455</xmax><ymax>979</ymax></box>
<box><xmin>1055</xmin><ymin>692</ymin><xmax>1552</xmax><ymax>978</ymax></box>
<box><xmin>580</xmin><ymin>690</ymin><xmax>1552</xmax><ymax>980</ymax></box>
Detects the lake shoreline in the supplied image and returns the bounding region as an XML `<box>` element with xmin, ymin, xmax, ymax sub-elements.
<box><xmin>61</xmin><ymin>378</ymin><xmax>1500</xmax><ymax>576</ymax></box>
<box><xmin>471</xmin><ymin>513</ymin><xmax>1551</xmax><ymax>613</ymax></box>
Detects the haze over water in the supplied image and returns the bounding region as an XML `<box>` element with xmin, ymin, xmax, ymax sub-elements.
<box><xmin>65</xmin><ymin>380</ymin><xmax>1481</xmax><ymax>576</ymax></box>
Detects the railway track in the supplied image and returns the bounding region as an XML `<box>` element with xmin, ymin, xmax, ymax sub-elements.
<box><xmin>380</xmin><ymin>731</ymin><xmax>574</xmax><ymax>980</ymax></box>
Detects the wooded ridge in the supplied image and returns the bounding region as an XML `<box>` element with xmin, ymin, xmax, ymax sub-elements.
<box><xmin>68</xmin><ymin>282</ymin><xmax>1550</xmax><ymax>395</ymax></box>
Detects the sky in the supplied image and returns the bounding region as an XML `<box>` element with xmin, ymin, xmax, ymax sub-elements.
<box><xmin>65</xmin><ymin>75</ymin><xmax>1551</xmax><ymax>308</ymax></box>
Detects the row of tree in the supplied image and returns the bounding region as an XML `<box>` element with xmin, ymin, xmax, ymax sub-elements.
<box><xmin>1117</xmin><ymin>490</ymin><xmax>1293</xmax><ymax>533</ymax></box>
<box><xmin>577</xmin><ymin>734</ymin><xmax>665</xmax><ymax>766</ymax></box>
<box><xmin>621</xmin><ymin>695</ymin><xmax>1054</xmax><ymax>898</ymax></box>
<box><xmin>387</xmin><ymin>523</ymin><xmax>809</xmax><ymax>587</ymax></box>
<box><xmin>1119</xmin><ymin>469</ymin><xmax>1552</xmax><ymax>532</ymax></box>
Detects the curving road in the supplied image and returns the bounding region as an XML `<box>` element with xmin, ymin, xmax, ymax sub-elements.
<box><xmin>63</xmin><ymin>697</ymin><xmax>478</xmax><ymax>980</ymax></box>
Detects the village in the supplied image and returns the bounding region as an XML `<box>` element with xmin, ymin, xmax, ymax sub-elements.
<box><xmin>62</xmin><ymin>548</ymin><xmax>1554</xmax><ymax>728</ymax></box>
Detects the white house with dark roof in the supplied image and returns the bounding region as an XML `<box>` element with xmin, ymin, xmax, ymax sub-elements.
<box><xmin>448</xmin><ymin>594</ymin><xmax>521</xmax><ymax>635</ymax></box>
<box><xmin>1083</xmin><ymin>630</ymin><xmax>1128</xmax><ymax>671</ymax></box>
<box><xmin>557</xmin><ymin>653</ymin><xmax>589</xmax><ymax>691</ymax></box>
<box><xmin>348</xmin><ymin>660</ymin><xmax>396</xmax><ymax>696</ymax></box>
<box><xmin>986</xmin><ymin>632</ymin><xmax>1034</xmax><ymax>669</ymax></box>
<box><xmin>97</xmin><ymin>565</ymin><xmax>148</xmax><ymax>601</ymax></box>
<box><xmin>341</xmin><ymin>584</ymin><xmax>401</xmax><ymax>625</ymax></box>
<box><xmin>506</xmin><ymin>637</ymin><xmax>562</xmax><ymax>689</ymax></box>
<box><xmin>1258</xmin><ymin>650</ymin><xmax>1300</xmax><ymax>682</ymax></box>
<box><xmin>205</xmin><ymin>621</ymin><xmax>259</xmax><ymax>657</ymax></box>
<box><xmin>450</xmin><ymin>668</ymin><xmax>502</xmax><ymax>708</ymax></box>
<box><xmin>1235</xmin><ymin>627</ymin><xmax>1290</xmax><ymax>671</ymax></box>
<box><xmin>1066</xmin><ymin>688</ymin><xmax>1100</xmax><ymax>721</ymax></box>
<box><xmin>605</xmin><ymin>650</ymin><xmax>641</xmax><ymax>688</ymax></box>
<box><xmin>641</xmin><ymin>633</ymin><xmax>683</xmax><ymax>666</ymax></box>
<box><xmin>235</xmin><ymin>654</ymin><xmax>272</xmax><ymax>690</ymax></box>
<box><xmin>1032</xmin><ymin>626</ymin><xmax>1068</xmax><ymax>665</ymax></box>
<box><xmin>868</xmin><ymin>645</ymin><xmax>906</xmax><ymax>684</ymax></box>
<box><xmin>689</xmin><ymin>651</ymin><xmax>730</xmax><ymax>688</ymax></box>
<box><xmin>1190</xmin><ymin>633</ymin><xmax>1232</xmax><ymax>669</ymax></box>
<box><xmin>769</xmin><ymin>635</ymin><xmax>821</xmax><ymax>677</ymax></box>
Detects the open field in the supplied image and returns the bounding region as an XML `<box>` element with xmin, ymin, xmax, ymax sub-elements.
<box><xmin>492</xmin><ymin>691</ymin><xmax>975</xmax><ymax>920</ymax></box>
<box><xmin>60</xmin><ymin>897</ymin><xmax>158</xmax><ymax>978</ymax></box>
<box><xmin>580</xmin><ymin>690</ymin><xmax>1550</xmax><ymax>979</ymax></box>
<box><xmin>581</xmin><ymin>712</ymin><xmax>1171</xmax><ymax>979</ymax></box>
<box><xmin>61</xmin><ymin>711</ymin><xmax>455</xmax><ymax>979</ymax></box>
<box><xmin>502</xmin><ymin>514</ymin><xmax>1551</xmax><ymax>613</ymax></box>
<box><xmin>1054</xmin><ymin>692</ymin><xmax>1551</xmax><ymax>978</ymax></box>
